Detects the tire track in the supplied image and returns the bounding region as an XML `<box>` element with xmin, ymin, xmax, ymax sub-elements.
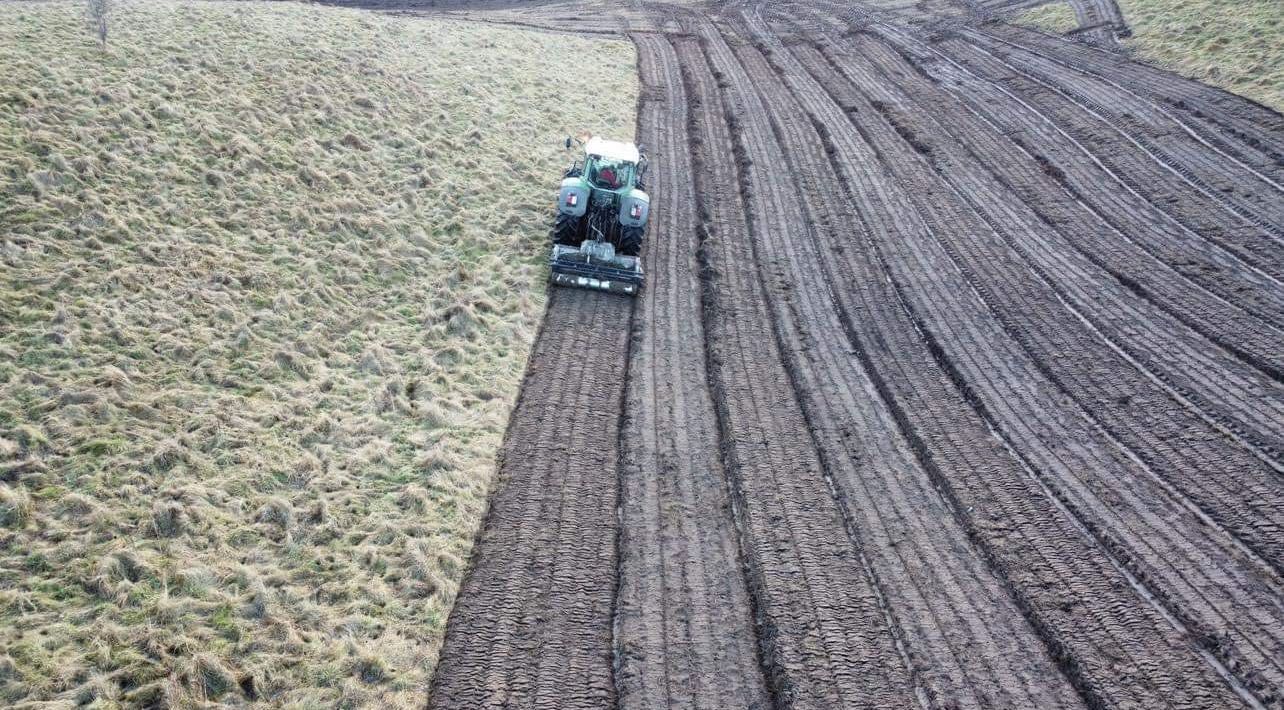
<box><xmin>935</xmin><ymin>34</ymin><xmax>1284</xmax><ymax>282</ymax></box>
<box><xmin>707</xmin><ymin>20</ymin><xmax>1082</xmax><ymax>708</ymax></box>
<box><xmin>987</xmin><ymin>23</ymin><xmax>1284</xmax><ymax>185</ymax></box>
<box><xmin>863</xmin><ymin>23</ymin><xmax>1284</xmax><ymax>328</ymax></box>
<box><xmin>973</xmin><ymin>0</ymin><xmax>1127</xmax><ymax>48</ymax></box>
<box><xmin>813</xmin><ymin>29</ymin><xmax>1284</xmax><ymax>576</ymax></box>
<box><xmin>961</xmin><ymin>28</ymin><xmax>1284</xmax><ymax>236</ymax></box>
<box><xmin>829</xmin><ymin>31</ymin><xmax>1284</xmax><ymax>470</ymax></box>
<box><xmin>837</xmin><ymin>31</ymin><xmax>1284</xmax><ymax>383</ymax></box>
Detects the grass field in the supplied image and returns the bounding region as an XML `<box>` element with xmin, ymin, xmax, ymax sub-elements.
<box><xmin>1016</xmin><ymin>0</ymin><xmax>1282</xmax><ymax>112</ymax></box>
<box><xmin>0</xmin><ymin>1</ymin><xmax>637</xmax><ymax>706</ymax></box>
<box><xmin>1117</xmin><ymin>0</ymin><xmax>1282</xmax><ymax>111</ymax></box>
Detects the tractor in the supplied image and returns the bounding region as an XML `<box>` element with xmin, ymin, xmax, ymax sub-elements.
<box><xmin>548</xmin><ymin>136</ymin><xmax>649</xmax><ymax>296</ymax></box>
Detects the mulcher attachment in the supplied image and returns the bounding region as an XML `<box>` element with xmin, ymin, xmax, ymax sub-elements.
<box><xmin>549</xmin><ymin>241</ymin><xmax>644</xmax><ymax>296</ymax></box>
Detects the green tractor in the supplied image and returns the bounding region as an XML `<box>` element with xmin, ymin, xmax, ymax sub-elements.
<box><xmin>549</xmin><ymin>136</ymin><xmax>649</xmax><ymax>296</ymax></box>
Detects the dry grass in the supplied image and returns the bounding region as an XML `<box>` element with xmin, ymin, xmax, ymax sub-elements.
<box><xmin>0</xmin><ymin>0</ymin><xmax>637</xmax><ymax>706</ymax></box>
<box><xmin>1014</xmin><ymin>2</ymin><xmax>1080</xmax><ymax>35</ymax></box>
<box><xmin>1116</xmin><ymin>0</ymin><xmax>1282</xmax><ymax>111</ymax></box>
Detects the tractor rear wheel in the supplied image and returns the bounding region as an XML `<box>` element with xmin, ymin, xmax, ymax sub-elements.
<box><xmin>553</xmin><ymin>212</ymin><xmax>583</xmax><ymax>246</ymax></box>
<box><xmin>619</xmin><ymin>226</ymin><xmax>643</xmax><ymax>256</ymax></box>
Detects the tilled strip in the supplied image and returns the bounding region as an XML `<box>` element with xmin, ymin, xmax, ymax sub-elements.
<box><xmin>986</xmin><ymin>23</ymin><xmax>1284</xmax><ymax>186</ymax></box>
<box><xmin>791</xmin><ymin>28</ymin><xmax>1284</xmax><ymax>702</ymax></box>
<box><xmin>428</xmin><ymin>288</ymin><xmax>632</xmax><ymax>709</ymax></box>
<box><xmin>833</xmin><ymin>30</ymin><xmax>1284</xmax><ymax>694</ymax></box>
<box><xmin>828</xmin><ymin>32</ymin><xmax>1284</xmax><ymax>493</ymax></box>
<box><xmin>936</xmin><ymin>35</ymin><xmax>1284</xmax><ymax>283</ymax></box>
<box><xmin>844</xmin><ymin>32</ymin><xmax>1284</xmax><ymax>383</ymax></box>
<box><xmin>960</xmin><ymin>28</ymin><xmax>1284</xmax><ymax>238</ymax></box>
<box><xmin>848</xmin><ymin>32</ymin><xmax>1284</xmax><ymax>416</ymax></box>
<box><xmin>868</xmin><ymin>24</ymin><xmax>1284</xmax><ymax>333</ymax></box>
<box><xmin>817</xmin><ymin>33</ymin><xmax>1284</xmax><ymax>574</ymax></box>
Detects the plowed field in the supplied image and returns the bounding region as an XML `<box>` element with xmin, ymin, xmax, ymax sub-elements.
<box><xmin>419</xmin><ymin>1</ymin><xmax>1284</xmax><ymax>707</ymax></box>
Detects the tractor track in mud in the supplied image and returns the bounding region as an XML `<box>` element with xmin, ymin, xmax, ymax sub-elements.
<box><xmin>421</xmin><ymin>0</ymin><xmax>1284</xmax><ymax>707</ymax></box>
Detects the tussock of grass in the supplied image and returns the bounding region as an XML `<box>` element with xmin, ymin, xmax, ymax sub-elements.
<box><xmin>0</xmin><ymin>0</ymin><xmax>637</xmax><ymax>705</ymax></box>
<box><xmin>1117</xmin><ymin>0</ymin><xmax>1282</xmax><ymax>110</ymax></box>
<box><xmin>1015</xmin><ymin>2</ymin><xmax>1080</xmax><ymax>35</ymax></box>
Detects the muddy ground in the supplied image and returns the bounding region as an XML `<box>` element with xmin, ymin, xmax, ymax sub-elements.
<box><xmin>394</xmin><ymin>0</ymin><xmax>1283</xmax><ymax>707</ymax></box>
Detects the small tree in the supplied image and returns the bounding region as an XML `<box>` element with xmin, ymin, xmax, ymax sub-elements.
<box><xmin>87</xmin><ymin>0</ymin><xmax>109</xmax><ymax>49</ymax></box>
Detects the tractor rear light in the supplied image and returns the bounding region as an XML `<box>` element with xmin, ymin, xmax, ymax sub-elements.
<box><xmin>566</xmin><ymin>193</ymin><xmax>579</xmax><ymax>207</ymax></box>
<box><xmin>630</xmin><ymin>204</ymin><xmax>642</xmax><ymax>219</ymax></box>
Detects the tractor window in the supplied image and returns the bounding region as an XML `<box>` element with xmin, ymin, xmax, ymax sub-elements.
<box><xmin>589</xmin><ymin>158</ymin><xmax>633</xmax><ymax>190</ymax></box>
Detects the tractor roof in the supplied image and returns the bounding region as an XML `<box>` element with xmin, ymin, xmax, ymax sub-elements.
<box><xmin>585</xmin><ymin>137</ymin><xmax>640</xmax><ymax>164</ymax></box>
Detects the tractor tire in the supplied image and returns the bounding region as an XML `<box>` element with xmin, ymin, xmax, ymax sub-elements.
<box><xmin>553</xmin><ymin>212</ymin><xmax>583</xmax><ymax>246</ymax></box>
<box><xmin>619</xmin><ymin>226</ymin><xmax>644</xmax><ymax>256</ymax></box>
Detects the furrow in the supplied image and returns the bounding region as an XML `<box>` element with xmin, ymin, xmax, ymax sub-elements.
<box><xmin>959</xmin><ymin>27</ymin><xmax>1284</xmax><ymax>235</ymax></box>
<box><xmin>817</xmin><ymin>28</ymin><xmax>1284</xmax><ymax>575</ymax></box>
<box><xmin>933</xmin><ymin>33</ymin><xmax>1284</xmax><ymax>284</ymax></box>
<box><xmin>867</xmin><ymin>25</ymin><xmax>1284</xmax><ymax>331</ymax></box>
<box><xmin>830</xmin><ymin>32</ymin><xmax>1284</xmax><ymax>482</ymax></box>
<box><xmin>986</xmin><ymin>23</ymin><xmax>1284</xmax><ymax>186</ymax></box>
<box><xmin>847</xmin><ymin>33</ymin><xmax>1284</xmax><ymax>386</ymax></box>
<box><xmin>722</xmin><ymin>22</ymin><xmax>1084</xmax><ymax>708</ymax></box>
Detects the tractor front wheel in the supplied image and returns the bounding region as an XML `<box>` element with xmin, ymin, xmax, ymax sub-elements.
<box><xmin>619</xmin><ymin>226</ymin><xmax>643</xmax><ymax>257</ymax></box>
<box><xmin>553</xmin><ymin>212</ymin><xmax>583</xmax><ymax>246</ymax></box>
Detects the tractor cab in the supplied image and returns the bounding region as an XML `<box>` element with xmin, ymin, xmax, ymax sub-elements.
<box><xmin>582</xmin><ymin>137</ymin><xmax>641</xmax><ymax>194</ymax></box>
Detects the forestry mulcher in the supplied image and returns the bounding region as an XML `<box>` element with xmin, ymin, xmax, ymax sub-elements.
<box><xmin>549</xmin><ymin>136</ymin><xmax>649</xmax><ymax>296</ymax></box>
